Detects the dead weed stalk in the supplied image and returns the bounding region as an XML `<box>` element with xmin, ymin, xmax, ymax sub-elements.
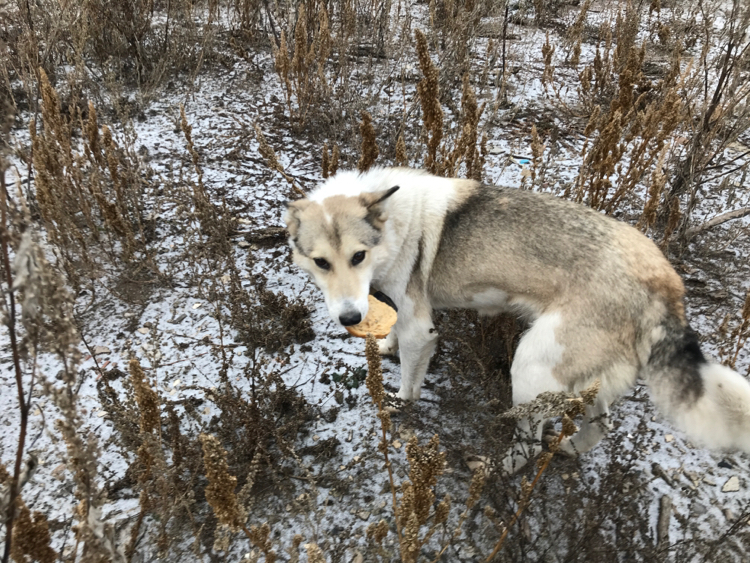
<box><xmin>271</xmin><ymin>0</ymin><xmax>332</xmax><ymax>128</ymax></box>
<box><xmin>358</xmin><ymin>110</ymin><xmax>380</xmax><ymax>172</ymax></box>
<box><xmin>30</xmin><ymin>69</ymin><xmax>155</xmax><ymax>289</ymax></box>
<box><xmin>486</xmin><ymin>381</ymin><xmax>600</xmax><ymax>561</ymax></box>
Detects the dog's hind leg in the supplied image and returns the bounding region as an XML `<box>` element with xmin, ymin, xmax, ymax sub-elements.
<box><xmin>501</xmin><ymin>313</ymin><xmax>567</xmax><ymax>474</ymax></box>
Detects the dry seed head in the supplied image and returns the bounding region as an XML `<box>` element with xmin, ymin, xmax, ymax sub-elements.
<box><xmin>584</xmin><ymin>105</ymin><xmax>601</xmax><ymax>137</ymax></box>
<box><xmin>179</xmin><ymin>105</ymin><xmax>193</xmax><ymax>148</ymax></box>
<box><xmin>330</xmin><ymin>144</ymin><xmax>340</xmax><ymax>175</ymax></box>
<box><xmin>378</xmin><ymin>424</ymin><xmax>393</xmax><ymax>452</ymax></box>
<box><xmin>254</xmin><ymin>123</ymin><xmax>282</xmax><ymax>173</ymax></box>
<box><xmin>305</xmin><ymin>543</ymin><xmax>326</xmax><ymax>563</ymax></box>
<box><xmin>292</xmin><ymin>3</ymin><xmax>308</xmax><ymax>79</ymax></box>
<box><xmin>466</xmin><ymin>467</ymin><xmax>485</xmax><ymax>509</ymax></box>
<box><xmin>212</xmin><ymin>524</ymin><xmax>232</xmax><ymax>552</ymax></box>
<box><xmin>568</xmin><ymin>0</ymin><xmax>591</xmax><ymax>67</ymax></box>
<box><xmin>542</xmin><ymin>32</ymin><xmax>555</xmax><ymax>87</ymax></box>
<box><xmin>316</xmin><ymin>4</ymin><xmax>332</xmax><ymax>82</ymax></box>
<box><xmin>742</xmin><ymin>290</ymin><xmax>750</xmax><ymax>321</ymax></box>
<box><xmin>531</xmin><ymin>125</ymin><xmax>543</xmax><ymax>161</ymax></box>
<box><xmin>535</xmin><ymin>451</ymin><xmax>554</xmax><ymax>471</ymax></box>
<box><xmin>237</xmin><ymin>451</ymin><xmax>262</xmax><ymax>509</ymax></box>
<box><xmin>401</xmin><ymin>511</ymin><xmax>421</xmax><ymax>563</ymax></box>
<box><xmin>460</xmin><ymin>74</ymin><xmax>482</xmax><ymax>179</ymax></box>
<box><xmin>662</xmin><ymin>196</ymin><xmax>681</xmax><ymax>245</ymax></box>
<box><xmin>129</xmin><ymin>359</ymin><xmax>161</xmax><ymax>434</ymax></box>
<box><xmin>249</xmin><ymin>522</ymin><xmax>272</xmax><ymax>549</ymax></box>
<box><xmin>357</xmin><ymin>111</ymin><xmax>379</xmax><ymax>172</ymax></box>
<box><xmin>579</xmin><ymin>65</ymin><xmax>593</xmax><ymax>97</ymax></box>
<box><xmin>435</xmin><ymin>494</ymin><xmax>451</xmax><ymax>525</ymax></box>
<box><xmin>11</xmin><ymin>501</ymin><xmax>57</xmax><ymax>563</ymax></box>
<box><xmin>579</xmin><ymin>379</ymin><xmax>600</xmax><ymax>406</ymax></box>
<box><xmin>415</xmin><ymin>29</ymin><xmax>443</xmax><ymax>173</ymax></box>
<box><xmin>402</xmin><ymin>434</ymin><xmax>446</xmax><ymax>526</ymax></box>
<box><xmin>395</xmin><ymin>133</ymin><xmax>407</xmax><ymax>166</ymax></box>
<box><xmin>366</xmin><ymin>519</ymin><xmax>390</xmax><ymax>544</ymax></box>
<box><xmin>199</xmin><ymin>433</ymin><xmax>244</xmax><ymax>529</ymax></box>
<box><xmin>85</xmin><ymin>101</ymin><xmax>102</xmax><ymax>165</ymax></box>
<box><xmin>638</xmin><ymin>142</ymin><xmax>669</xmax><ymax>232</ymax></box>
<box><xmin>365</xmin><ymin>334</ymin><xmax>385</xmax><ymax>407</ymax></box>
<box><xmin>561</xmin><ymin>414</ymin><xmax>579</xmax><ymax>437</ymax></box>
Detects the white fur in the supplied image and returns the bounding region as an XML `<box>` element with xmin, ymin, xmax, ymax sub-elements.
<box><xmin>511</xmin><ymin>313</ymin><xmax>567</xmax><ymax>404</ymax></box>
<box><xmin>470</xmin><ymin>288</ymin><xmax>510</xmax><ymax>316</ymax></box>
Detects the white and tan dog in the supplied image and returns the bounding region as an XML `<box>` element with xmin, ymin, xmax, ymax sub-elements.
<box><xmin>285</xmin><ymin>167</ymin><xmax>750</xmax><ymax>472</ymax></box>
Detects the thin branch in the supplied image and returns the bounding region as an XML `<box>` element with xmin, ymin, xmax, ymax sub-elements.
<box><xmin>1</xmin><ymin>158</ymin><xmax>30</xmax><ymax>563</ymax></box>
<box><xmin>685</xmin><ymin>207</ymin><xmax>750</xmax><ymax>239</ymax></box>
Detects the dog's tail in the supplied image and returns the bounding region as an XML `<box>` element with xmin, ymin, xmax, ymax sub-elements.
<box><xmin>643</xmin><ymin>316</ymin><xmax>750</xmax><ymax>452</ymax></box>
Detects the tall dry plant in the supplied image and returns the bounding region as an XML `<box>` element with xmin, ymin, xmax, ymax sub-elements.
<box><xmin>0</xmin><ymin>202</ymin><xmax>123</xmax><ymax>562</ymax></box>
<box><xmin>431</xmin><ymin>0</ymin><xmax>484</xmax><ymax>93</ymax></box>
<box><xmin>358</xmin><ymin>111</ymin><xmax>379</xmax><ymax>172</ymax></box>
<box><xmin>485</xmin><ymin>381</ymin><xmax>600</xmax><ymax>560</ymax></box>
<box><xmin>364</xmin><ymin>334</ymin><xmax>486</xmax><ymax>561</ymax></box>
<box><xmin>200</xmin><ymin>434</ymin><xmax>284</xmax><ymax>562</ymax></box>
<box><xmin>30</xmin><ymin>70</ymin><xmax>152</xmax><ymax>289</ymax></box>
<box><xmin>444</xmin><ymin>74</ymin><xmax>485</xmax><ymax>180</ymax></box>
<box><xmin>575</xmin><ymin>41</ymin><xmax>685</xmax><ymax>214</ymax></box>
<box><xmin>271</xmin><ymin>0</ymin><xmax>332</xmax><ymax>128</ymax></box>
<box><xmin>415</xmin><ymin>29</ymin><xmax>443</xmax><ymax>175</ymax></box>
<box><xmin>397</xmin><ymin>435</ymin><xmax>450</xmax><ymax>563</ymax></box>
<box><xmin>661</xmin><ymin>0</ymin><xmax>750</xmax><ymax>244</ymax></box>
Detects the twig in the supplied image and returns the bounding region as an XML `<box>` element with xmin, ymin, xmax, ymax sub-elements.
<box><xmin>684</xmin><ymin>207</ymin><xmax>750</xmax><ymax>239</ymax></box>
<box><xmin>1</xmin><ymin>163</ymin><xmax>30</xmax><ymax>563</ymax></box>
<box><xmin>484</xmin><ymin>428</ymin><xmax>568</xmax><ymax>562</ymax></box>
<box><xmin>141</xmin><ymin>351</ymin><xmax>211</xmax><ymax>370</ymax></box>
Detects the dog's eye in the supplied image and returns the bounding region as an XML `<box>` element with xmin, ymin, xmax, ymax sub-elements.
<box><xmin>313</xmin><ymin>258</ymin><xmax>330</xmax><ymax>270</ymax></box>
<box><xmin>351</xmin><ymin>251</ymin><xmax>366</xmax><ymax>266</ymax></box>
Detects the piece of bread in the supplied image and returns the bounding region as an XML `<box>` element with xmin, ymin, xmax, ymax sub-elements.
<box><xmin>345</xmin><ymin>294</ymin><xmax>397</xmax><ymax>339</ymax></box>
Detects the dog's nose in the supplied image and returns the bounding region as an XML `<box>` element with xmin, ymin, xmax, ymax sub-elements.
<box><xmin>339</xmin><ymin>312</ymin><xmax>362</xmax><ymax>326</ymax></box>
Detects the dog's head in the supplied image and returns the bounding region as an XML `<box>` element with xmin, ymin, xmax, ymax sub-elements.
<box><xmin>285</xmin><ymin>186</ymin><xmax>399</xmax><ymax>327</ymax></box>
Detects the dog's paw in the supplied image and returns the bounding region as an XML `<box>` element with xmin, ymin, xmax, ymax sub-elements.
<box><xmin>382</xmin><ymin>392</ymin><xmax>407</xmax><ymax>413</ymax></box>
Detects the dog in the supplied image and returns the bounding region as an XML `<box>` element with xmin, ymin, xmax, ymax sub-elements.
<box><xmin>285</xmin><ymin>167</ymin><xmax>750</xmax><ymax>473</ymax></box>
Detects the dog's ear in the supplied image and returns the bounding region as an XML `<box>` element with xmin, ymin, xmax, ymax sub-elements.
<box><xmin>360</xmin><ymin>186</ymin><xmax>399</xmax><ymax>228</ymax></box>
<box><xmin>284</xmin><ymin>199</ymin><xmax>310</xmax><ymax>238</ymax></box>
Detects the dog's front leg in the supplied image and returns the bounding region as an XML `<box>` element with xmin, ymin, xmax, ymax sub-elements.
<box><xmin>395</xmin><ymin>301</ymin><xmax>437</xmax><ymax>401</ymax></box>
